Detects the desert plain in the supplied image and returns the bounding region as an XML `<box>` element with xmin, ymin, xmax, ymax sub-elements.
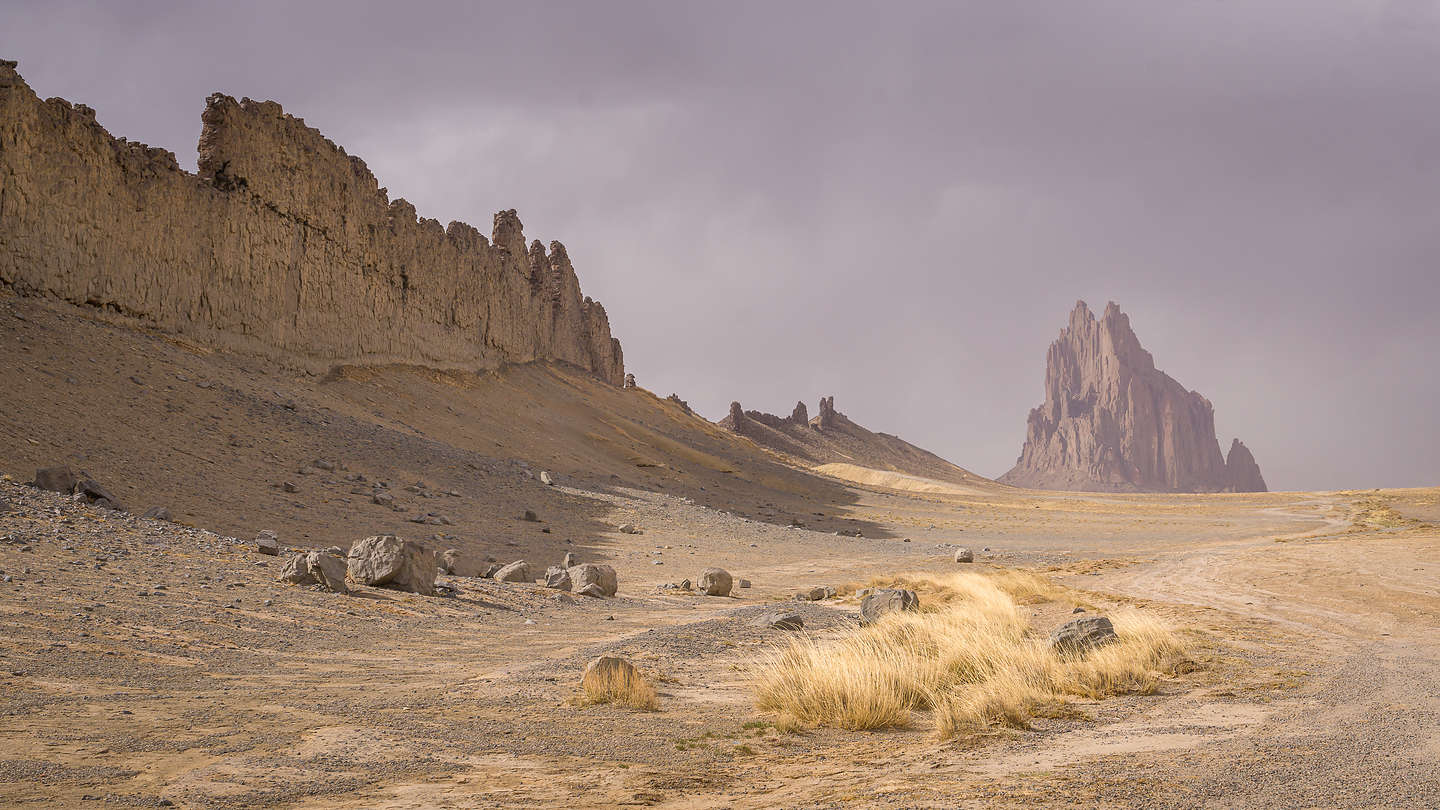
<box><xmin>2</xmin><ymin>292</ymin><xmax>1438</xmax><ymax>809</ymax></box>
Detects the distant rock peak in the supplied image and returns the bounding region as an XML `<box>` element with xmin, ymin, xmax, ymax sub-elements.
<box><xmin>1001</xmin><ymin>300</ymin><xmax>1266</xmax><ymax>493</ymax></box>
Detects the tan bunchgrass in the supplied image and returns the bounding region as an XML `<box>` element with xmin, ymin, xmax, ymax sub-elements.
<box><xmin>579</xmin><ymin>657</ymin><xmax>660</xmax><ymax>711</ymax></box>
<box><xmin>755</xmin><ymin>571</ymin><xmax>1187</xmax><ymax>737</ymax></box>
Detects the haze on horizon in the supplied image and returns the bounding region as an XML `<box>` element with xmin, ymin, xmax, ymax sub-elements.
<box><xmin>2</xmin><ymin>0</ymin><xmax>1436</xmax><ymax>491</ymax></box>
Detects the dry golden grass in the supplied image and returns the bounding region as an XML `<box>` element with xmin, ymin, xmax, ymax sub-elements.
<box><xmin>755</xmin><ymin>571</ymin><xmax>1187</xmax><ymax>738</ymax></box>
<box><xmin>579</xmin><ymin>657</ymin><xmax>660</xmax><ymax>711</ymax></box>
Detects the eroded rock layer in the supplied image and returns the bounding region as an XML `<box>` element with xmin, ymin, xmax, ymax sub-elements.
<box><xmin>1000</xmin><ymin>301</ymin><xmax>1266</xmax><ymax>493</ymax></box>
<box><xmin>0</xmin><ymin>60</ymin><xmax>623</xmax><ymax>383</ymax></box>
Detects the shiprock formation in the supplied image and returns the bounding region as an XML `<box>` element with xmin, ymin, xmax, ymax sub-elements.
<box><xmin>1001</xmin><ymin>301</ymin><xmax>1267</xmax><ymax>493</ymax></box>
<box><xmin>0</xmin><ymin>59</ymin><xmax>623</xmax><ymax>382</ymax></box>
<box><xmin>719</xmin><ymin>395</ymin><xmax>987</xmax><ymax>487</ymax></box>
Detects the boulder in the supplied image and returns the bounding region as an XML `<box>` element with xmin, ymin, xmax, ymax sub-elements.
<box><xmin>1049</xmin><ymin>616</ymin><xmax>1118</xmax><ymax>655</ymax></box>
<box><xmin>141</xmin><ymin>506</ymin><xmax>173</xmax><ymax>521</ymax></box>
<box><xmin>33</xmin><ymin>466</ymin><xmax>77</xmax><ymax>494</ymax></box>
<box><xmin>493</xmin><ymin>560</ymin><xmax>533</xmax><ymax>583</ymax></box>
<box><xmin>737</xmin><ymin>578</ymin><xmax>752</xmax><ymax>589</ymax></box>
<box><xmin>278</xmin><ymin>551</ymin><xmax>349</xmax><ymax>593</ymax></box>
<box><xmin>561</xmin><ymin>551</ymin><xmax>578</xmax><ymax>568</ymax></box>
<box><xmin>544</xmin><ymin>565</ymin><xmax>572</xmax><ymax>591</ymax></box>
<box><xmin>795</xmin><ymin>585</ymin><xmax>835</xmax><ymax>602</ymax></box>
<box><xmin>699</xmin><ymin>567</ymin><xmax>733</xmax><ymax>597</ymax></box>
<box><xmin>954</xmin><ymin>547</ymin><xmax>974</xmax><ymax>563</ymax></box>
<box><xmin>617</xmin><ymin>523</ymin><xmax>641</xmax><ymax>535</ymax></box>
<box><xmin>752</xmin><ymin>611</ymin><xmax>804</xmax><ymax>630</ymax></box>
<box><xmin>569</xmin><ymin>563</ymin><xmax>618</xmax><ymax>597</ymax></box>
<box><xmin>347</xmin><ymin>534</ymin><xmax>436</xmax><ymax>594</ymax></box>
<box><xmin>479</xmin><ymin>563</ymin><xmax>502</xmax><ymax>578</ymax></box>
<box><xmin>254</xmin><ymin>530</ymin><xmax>281</xmax><ymax>556</ymax></box>
<box><xmin>308</xmin><ymin>553</ymin><xmax>349</xmax><ymax>592</ymax></box>
<box><xmin>860</xmin><ymin>588</ymin><xmax>919</xmax><ymax>625</ymax></box>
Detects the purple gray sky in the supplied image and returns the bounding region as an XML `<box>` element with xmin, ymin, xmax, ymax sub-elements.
<box><xmin>3</xmin><ymin>1</ymin><xmax>1437</xmax><ymax>490</ymax></box>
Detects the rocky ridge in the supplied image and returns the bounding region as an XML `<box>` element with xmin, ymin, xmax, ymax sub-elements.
<box><xmin>719</xmin><ymin>395</ymin><xmax>986</xmax><ymax>487</ymax></box>
<box><xmin>0</xmin><ymin>59</ymin><xmax>623</xmax><ymax>383</ymax></box>
<box><xmin>1000</xmin><ymin>300</ymin><xmax>1266</xmax><ymax>493</ymax></box>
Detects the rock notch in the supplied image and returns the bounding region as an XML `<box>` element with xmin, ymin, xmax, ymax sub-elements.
<box><xmin>0</xmin><ymin>60</ymin><xmax>622</xmax><ymax>384</ymax></box>
<box><xmin>1000</xmin><ymin>301</ymin><xmax>1266</xmax><ymax>493</ymax></box>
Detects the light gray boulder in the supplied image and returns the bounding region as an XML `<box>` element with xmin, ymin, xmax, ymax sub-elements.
<box><xmin>347</xmin><ymin>534</ymin><xmax>435</xmax><ymax>594</ymax></box>
<box><xmin>569</xmin><ymin>563</ymin><xmax>618</xmax><ymax>597</ymax></box>
<box><xmin>493</xmin><ymin>560</ymin><xmax>534</xmax><ymax>583</ymax></box>
<box><xmin>255</xmin><ymin>530</ymin><xmax>281</xmax><ymax>556</ymax></box>
<box><xmin>544</xmin><ymin>565</ymin><xmax>573</xmax><ymax>591</ymax></box>
<box><xmin>699</xmin><ymin>567</ymin><xmax>733</xmax><ymax>597</ymax></box>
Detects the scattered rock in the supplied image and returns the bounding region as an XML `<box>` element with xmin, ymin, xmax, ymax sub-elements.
<box><xmin>737</xmin><ymin>578</ymin><xmax>752</xmax><ymax>589</ymax></box>
<box><xmin>141</xmin><ymin>506</ymin><xmax>172</xmax><ymax>521</ymax></box>
<box><xmin>254</xmin><ymin>530</ymin><xmax>280</xmax><ymax>556</ymax></box>
<box><xmin>372</xmin><ymin>491</ymin><xmax>395</xmax><ymax>507</ymax></box>
<box><xmin>795</xmin><ymin>585</ymin><xmax>835</xmax><ymax>602</ymax></box>
<box><xmin>493</xmin><ymin>560</ymin><xmax>534</xmax><ymax>584</ymax></box>
<box><xmin>543</xmin><ymin>565</ymin><xmax>572</xmax><ymax>591</ymax></box>
<box><xmin>1049</xmin><ymin>616</ymin><xmax>1118</xmax><ymax>655</ymax></box>
<box><xmin>539</xmin><ymin>471</ymin><xmax>556</xmax><ymax>486</ymax></box>
<box><xmin>282</xmin><ymin>481</ymin><xmax>299</xmax><ymax>493</ymax></box>
<box><xmin>569</xmin><ymin>563</ymin><xmax>618</xmax><ymax>597</ymax></box>
<box><xmin>313</xmin><ymin>459</ymin><xmax>336</xmax><ymax>471</ymax></box>
<box><xmin>617</xmin><ymin>523</ymin><xmax>642</xmax><ymax>535</ymax></box>
<box><xmin>699</xmin><ymin>567</ymin><xmax>733</xmax><ymax>596</ymax></box>
<box><xmin>954</xmin><ymin>547</ymin><xmax>974</xmax><ymax>563</ymax></box>
<box><xmin>753</xmin><ymin>611</ymin><xmax>804</xmax><ymax>630</ymax></box>
<box><xmin>860</xmin><ymin>588</ymin><xmax>919</xmax><ymax>625</ymax></box>
<box><xmin>347</xmin><ymin>535</ymin><xmax>436</xmax><ymax>595</ymax></box>
<box><xmin>522</xmin><ymin>510</ymin><xmax>539</xmax><ymax>522</ymax></box>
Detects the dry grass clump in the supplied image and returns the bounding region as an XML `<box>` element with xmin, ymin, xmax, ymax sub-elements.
<box><xmin>579</xmin><ymin>656</ymin><xmax>660</xmax><ymax>711</ymax></box>
<box><xmin>755</xmin><ymin>572</ymin><xmax>1187</xmax><ymax>738</ymax></box>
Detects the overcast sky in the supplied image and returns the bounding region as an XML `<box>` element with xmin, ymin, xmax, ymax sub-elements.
<box><xmin>4</xmin><ymin>1</ymin><xmax>1437</xmax><ymax>490</ymax></box>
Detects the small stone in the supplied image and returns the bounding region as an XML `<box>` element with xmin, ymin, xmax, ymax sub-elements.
<box><xmin>254</xmin><ymin>530</ymin><xmax>280</xmax><ymax>556</ymax></box>
<box><xmin>282</xmin><ymin>481</ymin><xmax>299</xmax><ymax>493</ymax></box>
<box><xmin>540</xmin><ymin>471</ymin><xmax>556</xmax><ymax>486</ymax></box>
<box><xmin>737</xmin><ymin>578</ymin><xmax>752</xmax><ymax>589</ymax></box>
<box><xmin>522</xmin><ymin>510</ymin><xmax>539</xmax><ymax>522</ymax></box>
<box><xmin>795</xmin><ymin>585</ymin><xmax>835</xmax><ymax>602</ymax></box>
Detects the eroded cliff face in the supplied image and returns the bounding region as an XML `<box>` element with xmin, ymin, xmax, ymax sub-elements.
<box><xmin>1000</xmin><ymin>301</ymin><xmax>1266</xmax><ymax>493</ymax></box>
<box><xmin>0</xmin><ymin>60</ymin><xmax>623</xmax><ymax>383</ymax></box>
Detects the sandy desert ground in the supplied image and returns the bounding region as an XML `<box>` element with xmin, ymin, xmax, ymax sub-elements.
<box><xmin>2</xmin><ymin>292</ymin><xmax>1439</xmax><ymax>808</ymax></box>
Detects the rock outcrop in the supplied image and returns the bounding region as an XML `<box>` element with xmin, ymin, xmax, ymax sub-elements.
<box><xmin>1000</xmin><ymin>301</ymin><xmax>1266</xmax><ymax>493</ymax></box>
<box><xmin>718</xmin><ymin>396</ymin><xmax>988</xmax><ymax>487</ymax></box>
<box><xmin>1224</xmin><ymin>439</ymin><xmax>1268</xmax><ymax>493</ymax></box>
<box><xmin>0</xmin><ymin>60</ymin><xmax>623</xmax><ymax>383</ymax></box>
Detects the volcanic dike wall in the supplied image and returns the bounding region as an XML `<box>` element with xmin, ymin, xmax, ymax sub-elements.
<box><xmin>0</xmin><ymin>59</ymin><xmax>624</xmax><ymax>383</ymax></box>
